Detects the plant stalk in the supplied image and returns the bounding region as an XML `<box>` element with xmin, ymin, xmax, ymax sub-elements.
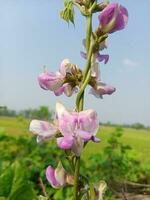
<box><xmin>73</xmin><ymin>13</ymin><xmax>93</xmax><ymax>200</ymax></box>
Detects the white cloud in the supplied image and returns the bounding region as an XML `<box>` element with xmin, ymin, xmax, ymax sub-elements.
<box><xmin>122</xmin><ymin>58</ymin><xmax>139</xmax><ymax>67</ymax></box>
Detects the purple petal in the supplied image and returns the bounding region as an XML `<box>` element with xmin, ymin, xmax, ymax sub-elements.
<box><xmin>58</xmin><ymin>112</ymin><xmax>78</xmax><ymax>136</ymax></box>
<box><xmin>71</xmin><ymin>137</ymin><xmax>84</xmax><ymax>156</ymax></box>
<box><xmin>91</xmin><ymin>136</ymin><xmax>101</xmax><ymax>143</ymax></box>
<box><xmin>46</xmin><ymin>166</ymin><xmax>60</xmax><ymax>188</ymax></box>
<box><xmin>54</xmin><ymin>86</ymin><xmax>65</xmax><ymax>96</ymax></box>
<box><xmin>78</xmin><ymin>109</ymin><xmax>99</xmax><ymax>134</ymax></box>
<box><xmin>57</xmin><ymin>136</ymin><xmax>74</xmax><ymax>150</ymax></box>
<box><xmin>76</xmin><ymin>129</ymin><xmax>92</xmax><ymax>141</ymax></box>
<box><xmin>96</xmin><ymin>53</ymin><xmax>109</xmax><ymax>64</ymax></box>
<box><xmin>38</xmin><ymin>72</ymin><xmax>64</xmax><ymax>91</ymax></box>
<box><xmin>97</xmin><ymin>82</ymin><xmax>116</xmax><ymax>95</ymax></box>
<box><xmin>29</xmin><ymin>120</ymin><xmax>57</xmax><ymax>143</ymax></box>
<box><xmin>110</xmin><ymin>5</ymin><xmax>128</xmax><ymax>33</ymax></box>
<box><xmin>99</xmin><ymin>3</ymin><xmax>128</xmax><ymax>34</ymax></box>
<box><xmin>89</xmin><ymin>88</ymin><xmax>103</xmax><ymax>99</ymax></box>
<box><xmin>90</xmin><ymin>82</ymin><xmax>116</xmax><ymax>98</ymax></box>
<box><xmin>80</xmin><ymin>51</ymin><xmax>87</xmax><ymax>59</ymax></box>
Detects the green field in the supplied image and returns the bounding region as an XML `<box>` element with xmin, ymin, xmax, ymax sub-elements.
<box><xmin>0</xmin><ymin>116</ymin><xmax>150</xmax><ymax>165</ymax></box>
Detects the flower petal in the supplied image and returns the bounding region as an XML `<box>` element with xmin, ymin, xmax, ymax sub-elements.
<box><xmin>80</xmin><ymin>51</ymin><xmax>87</xmax><ymax>59</ymax></box>
<box><xmin>76</xmin><ymin>129</ymin><xmax>92</xmax><ymax>141</ymax></box>
<box><xmin>38</xmin><ymin>72</ymin><xmax>64</xmax><ymax>91</ymax></box>
<box><xmin>57</xmin><ymin>136</ymin><xmax>74</xmax><ymax>150</ymax></box>
<box><xmin>91</xmin><ymin>136</ymin><xmax>101</xmax><ymax>143</ymax></box>
<box><xmin>29</xmin><ymin>120</ymin><xmax>57</xmax><ymax>143</ymax></box>
<box><xmin>96</xmin><ymin>53</ymin><xmax>109</xmax><ymax>64</ymax></box>
<box><xmin>59</xmin><ymin>59</ymin><xmax>71</xmax><ymax>76</ymax></box>
<box><xmin>46</xmin><ymin>166</ymin><xmax>60</xmax><ymax>188</ymax></box>
<box><xmin>91</xmin><ymin>62</ymin><xmax>100</xmax><ymax>79</ymax></box>
<box><xmin>56</xmin><ymin>103</ymin><xmax>78</xmax><ymax>135</ymax></box>
<box><xmin>71</xmin><ymin>137</ymin><xmax>84</xmax><ymax>157</ymax></box>
<box><xmin>78</xmin><ymin>109</ymin><xmax>99</xmax><ymax>134</ymax></box>
<box><xmin>55</xmin><ymin>162</ymin><xmax>66</xmax><ymax>186</ymax></box>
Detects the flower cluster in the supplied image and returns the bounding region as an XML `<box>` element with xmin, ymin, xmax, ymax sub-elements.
<box><xmin>29</xmin><ymin>1</ymin><xmax>128</xmax><ymax>195</ymax></box>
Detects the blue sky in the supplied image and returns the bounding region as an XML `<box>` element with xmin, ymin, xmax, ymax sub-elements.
<box><xmin>0</xmin><ymin>0</ymin><xmax>150</xmax><ymax>126</ymax></box>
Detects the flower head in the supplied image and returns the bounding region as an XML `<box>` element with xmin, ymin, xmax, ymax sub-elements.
<box><xmin>98</xmin><ymin>3</ymin><xmax>128</xmax><ymax>34</ymax></box>
<box><xmin>56</xmin><ymin>102</ymin><xmax>99</xmax><ymax>156</ymax></box>
<box><xmin>38</xmin><ymin>59</ymin><xmax>80</xmax><ymax>97</ymax></box>
<box><xmin>90</xmin><ymin>63</ymin><xmax>116</xmax><ymax>98</ymax></box>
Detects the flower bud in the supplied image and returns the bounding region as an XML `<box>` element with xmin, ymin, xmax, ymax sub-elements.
<box><xmin>46</xmin><ymin>162</ymin><xmax>66</xmax><ymax>189</ymax></box>
<box><xmin>98</xmin><ymin>3</ymin><xmax>128</xmax><ymax>34</ymax></box>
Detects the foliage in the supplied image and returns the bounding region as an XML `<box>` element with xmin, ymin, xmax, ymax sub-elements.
<box><xmin>0</xmin><ymin>118</ymin><xmax>150</xmax><ymax>199</ymax></box>
<box><xmin>0</xmin><ymin>161</ymin><xmax>36</xmax><ymax>200</ymax></box>
<box><xmin>85</xmin><ymin>128</ymin><xmax>142</xmax><ymax>192</ymax></box>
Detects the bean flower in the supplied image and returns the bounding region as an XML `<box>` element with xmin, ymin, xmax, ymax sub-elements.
<box><xmin>56</xmin><ymin>102</ymin><xmax>99</xmax><ymax>156</ymax></box>
<box><xmin>38</xmin><ymin>59</ymin><xmax>80</xmax><ymax>97</ymax></box>
<box><xmin>46</xmin><ymin>162</ymin><xmax>67</xmax><ymax>188</ymax></box>
<box><xmin>29</xmin><ymin>102</ymin><xmax>100</xmax><ymax>156</ymax></box>
<box><xmin>90</xmin><ymin>62</ymin><xmax>116</xmax><ymax>98</ymax></box>
<box><xmin>80</xmin><ymin>39</ymin><xmax>109</xmax><ymax>64</ymax></box>
<box><xmin>98</xmin><ymin>3</ymin><xmax>128</xmax><ymax>34</ymax></box>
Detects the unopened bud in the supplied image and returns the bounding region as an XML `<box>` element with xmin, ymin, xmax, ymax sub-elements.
<box><xmin>66</xmin><ymin>175</ymin><xmax>75</xmax><ymax>185</ymax></box>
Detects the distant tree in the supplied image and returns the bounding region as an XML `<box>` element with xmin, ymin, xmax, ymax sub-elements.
<box><xmin>19</xmin><ymin>106</ymin><xmax>53</xmax><ymax>120</ymax></box>
<box><xmin>131</xmin><ymin>123</ymin><xmax>145</xmax><ymax>130</ymax></box>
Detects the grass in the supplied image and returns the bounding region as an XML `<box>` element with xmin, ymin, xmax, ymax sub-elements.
<box><xmin>0</xmin><ymin>116</ymin><xmax>150</xmax><ymax>165</ymax></box>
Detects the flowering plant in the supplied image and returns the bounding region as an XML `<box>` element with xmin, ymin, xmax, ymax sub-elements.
<box><xmin>29</xmin><ymin>1</ymin><xmax>128</xmax><ymax>199</ymax></box>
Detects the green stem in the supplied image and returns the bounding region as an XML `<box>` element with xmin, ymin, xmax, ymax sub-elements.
<box><xmin>86</xmin><ymin>15</ymin><xmax>92</xmax><ymax>53</ymax></box>
<box><xmin>73</xmin><ymin>157</ymin><xmax>80</xmax><ymax>200</ymax></box>
<box><xmin>73</xmin><ymin>13</ymin><xmax>93</xmax><ymax>200</ymax></box>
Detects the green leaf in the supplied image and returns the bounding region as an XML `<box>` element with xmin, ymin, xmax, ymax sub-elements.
<box><xmin>0</xmin><ymin>165</ymin><xmax>14</xmax><ymax>197</ymax></box>
<box><xmin>0</xmin><ymin>161</ymin><xmax>36</xmax><ymax>200</ymax></box>
<box><xmin>60</xmin><ymin>0</ymin><xmax>75</xmax><ymax>24</ymax></box>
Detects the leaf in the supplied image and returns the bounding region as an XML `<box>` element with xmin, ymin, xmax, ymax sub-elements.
<box><xmin>0</xmin><ymin>161</ymin><xmax>36</xmax><ymax>200</ymax></box>
<box><xmin>0</xmin><ymin>165</ymin><xmax>14</xmax><ymax>197</ymax></box>
<box><xmin>60</xmin><ymin>0</ymin><xmax>75</xmax><ymax>24</ymax></box>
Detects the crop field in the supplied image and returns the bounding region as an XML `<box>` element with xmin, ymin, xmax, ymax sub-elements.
<box><xmin>1</xmin><ymin>116</ymin><xmax>150</xmax><ymax>200</ymax></box>
<box><xmin>1</xmin><ymin>116</ymin><xmax>150</xmax><ymax>165</ymax></box>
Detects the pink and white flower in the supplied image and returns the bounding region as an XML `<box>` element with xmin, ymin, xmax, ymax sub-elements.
<box><xmin>38</xmin><ymin>59</ymin><xmax>78</xmax><ymax>97</ymax></box>
<box><xmin>90</xmin><ymin>63</ymin><xmax>116</xmax><ymax>98</ymax></box>
<box><xmin>56</xmin><ymin>102</ymin><xmax>99</xmax><ymax>156</ymax></box>
<box><xmin>46</xmin><ymin>162</ymin><xmax>66</xmax><ymax>188</ymax></box>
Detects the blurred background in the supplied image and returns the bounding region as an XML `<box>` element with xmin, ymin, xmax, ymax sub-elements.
<box><xmin>0</xmin><ymin>1</ymin><xmax>150</xmax><ymax>199</ymax></box>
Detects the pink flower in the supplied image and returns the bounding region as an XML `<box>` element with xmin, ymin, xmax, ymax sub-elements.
<box><xmin>29</xmin><ymin>120</ymin><xmax>58</xmax><ymax>143</ymax></box>
<box><xmin>98</xmin><ymin>3</ymin><xmax>128</xmax><ymax>34</ymax></box>
<box><xmin>38</xmin><ymin>72</ymin><xmax>64</xmax><ymax>91</ymax></box>
<box><xmin>90</xmin><ymin>63</ymin><xmax>116</xmax><ymax>98</ymax></box>
<box><xmin>56</xmin><ymin>102</ymin><xmax>99</xmax><ymax>156</ymax></box>
<box><xmin>80</xmin><ymin>39</ymin><xmax>109</xmax><ymax>64</ymax></box>
<box><xmin>46</xmin><ymin>162</ymin><xmax>66</xmax><ymax>188</ymax></box>
<box><xmin>38</xmin><ymin>59</ymin><xmax>78</xmax><ymax>97</ymax></box>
